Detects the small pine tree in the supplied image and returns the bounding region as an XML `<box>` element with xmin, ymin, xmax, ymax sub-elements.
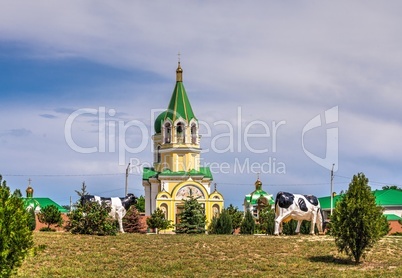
<box><xmin>240</xmin><ymin>210</ymin><xmax>255</xmax><ymax>235</ymax></box>
<box><xmin>66</xmin><ymin>201</ymin><xmax>117</xmax><ymax>236</ymax></box>
<box><xmin>257</xmin><ymin>206</ymin><xmax>275</xmax><ymax>235</ymax></box>
<box><xmin>226</xmin><ymin>204</ymin><xmax>244</xmax><ymax>232</ymax></box>
<box><xmin>209</xmin><ymin>209</ymin><xmax>232</xmax><ymax>234</ymax></box>
<box><xmin>146</xmin><ymin>208</ymin><xmax>172</xmax><ymax>233</ymax></box>
<box><xmin>123</xmin><ymin>206</ymin><xmax>146</xmax><ymax>233</ymax></box>
<box><xmin>37</xmin><ymin>204</ymin><xmax>63</xmax><ymax>230</ymax></box>
<box><xmin>331</xmin><ymin>173</ymin><xmax>387</xmax><ymax>264</ymax></box>
<box><xmin>0</xmin><ymin>175</ymin><xmax>33</xmax><ymax>277</ymax></box>
<box><xmin>27</xmin><ymin>208</ymin><xmax>36</xmax><ymax>231</ymax></box>
<box><xmin>175</xmin><ymin>195</ymin><xmax>206</xmax><ymax>234</ymax></box>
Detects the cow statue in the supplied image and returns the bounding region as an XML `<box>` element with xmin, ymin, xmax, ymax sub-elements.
<box><xmin>274</xmin><ymin>191</ymin><xmax>324</xmax><ymax>236</ymax></box>
<box><xmin>81</xmin><ymin>193</ymin><xmax>137</xmax><ymax>233</ymax></box>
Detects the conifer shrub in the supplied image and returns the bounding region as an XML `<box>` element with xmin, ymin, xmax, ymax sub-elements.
<box><xmin>66</xmin><ymin>201</ymin><xmax>117</xmax><ymax>236</ymax></box>
<box><xmin>146</xmin><ymin>208</ymin><xmax>172</xmax><ymax>234</ymax></box>
<box><xmin>240</xmin><ymin>210</ymin><xmax>255</xmax><ymax>235</ymax></box>
<box><xmin>37</xmin><ymin>204</ymin><xmax>63</xmax><ymax>231</ymax></box>
<box><xmin>123</xmin><ymin>206</ymin><xmax>146</xmax><ymax>233</ymax></box>
<box><xmin>27</xmin><ymin>207</ymin><xmax>36</xmax><ymax>231</ymax></box>
<box><xmin>0</xmin><ymin>175</ymin><xmax>33</xmax><ymax>277</ymax></box>
<box><xmin>175</xmin><ymin>195</ymin><xmax>206</xmax><ymax>234</ymax></box>
<box><xmin>331</xmin><ymin>173</ymin><xmax>388</xmax><ymax>264</ymax></box>
<box><xmin>208</xmin><ymin>209</ymin><xmax>232</xmax><ymax>234</ymax></box>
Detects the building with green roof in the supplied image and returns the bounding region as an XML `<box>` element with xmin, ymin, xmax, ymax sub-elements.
<box><xmin>243</xmin><ymin>178</ymin><xmax>274</xmax><ymax>218</ymax></box>
<box><xmin>319</xmin><ymin>189</ymin><xmax>402</xmax><ymax>234</ymax></box>
<box><xmin>23</xmin><ymin>182</ymin><xmax>69</xmax><ymax>214</ymax></box>
<box><xmin>142</xmin><ymin>62</ymin><xmax>224</xmax><ymax>231</ymax></box>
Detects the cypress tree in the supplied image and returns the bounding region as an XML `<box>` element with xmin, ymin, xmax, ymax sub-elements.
<box><xmin>240</xmin><ymin>210</ymin><xmax>255</xmax><ymax>235</ymax></box>
<box><xmin>0</xmin><ymin>176</ymin><xmax>33</xmax><ymax>277</ymax></box>
<box><xmin>331</xmin><ymin>173</ymin><xmax>388</xmax><ymax>263</ymax></box>
<box><xmin>209</xmin><ymin>209</ymin><xmax>232</xmax><ymax>234</ymax></box>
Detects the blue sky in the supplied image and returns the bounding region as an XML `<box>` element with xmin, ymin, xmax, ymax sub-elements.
<box><xmin>1</xmin><ymin>1</ymin><xmax>402</xmax><ymax>208</ymax></box>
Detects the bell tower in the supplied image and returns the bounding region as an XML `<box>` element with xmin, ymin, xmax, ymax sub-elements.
<box><xmin>142</xmin><ymin>61</ymin><xmax>224</xmax><ymax>230</ymax></box>
<box><xmin>152</xmin><ymin>62</ymin><xmax>201</xmax><ymax>173</ymax></box>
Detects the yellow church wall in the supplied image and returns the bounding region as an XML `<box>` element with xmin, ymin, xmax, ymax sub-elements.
<box><xmin>154</xmin><ymin>181</ymin><xmax>224</xmax><ymax>231</ymax></box>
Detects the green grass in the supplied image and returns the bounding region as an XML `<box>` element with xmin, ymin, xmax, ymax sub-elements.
<box><xmin>14</xmin><ymin>232</ymin><xmax>402</xmax><ymax>277</ymax></box>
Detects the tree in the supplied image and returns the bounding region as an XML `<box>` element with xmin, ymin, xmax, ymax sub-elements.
<box><xmin>66</xmin><ymin>184</ymin><xmax>117</xmax><ymax>235</ymax></box>
<box><xmin>208</xmin><ymin>209</ymin><xmax>232</xmax><ymax>234</ymax></box>
<box><xmin>382</xmin><ymin>185</ymin><xmax>402</xmax><ymax>190</ymax></box>
<box><xmin>331</xmin><ymin>173</ymin><xmax>388</xmax><ymax>264</ymax></box>
<box><xmin>75</xmin><ymin>181</ymin><xmax>88</xmax><ymax>197</ymax></box>
<box><xmin>257</xmin><ymin>206</ymin><xmax>275</xmax><ymax>235</ymax></box>
<box><xmin>146</xmin><ymin>208</ymin><xmax>172</xmax><ymax>234</ymax></box>
<box><xmin>0</xmin><ymin>175</ymin><xmax>33</xmax><ymax>277</ymax></box>
<box><xmin>27</xmin><ymin>208</ymin><xmax>36</xmax><ymax>231</ymax></box>
<box><xmin>226</xmin><ymin>204</ymin><xmax>243</xmax><ymax>232</ymax></box>
<box><xmin>175</xmin><ymin>195</ymin><xmax>206</xmax><ymax>234</ymax></box>
<box><xmin>37</xmin><ymin>204</ymin><xmax>63</xmax><ymax>231</ymax></box>
<box><xmin>240</xmin><ymin>210</ymin><xmax>255</xmax><ymax>235</ymax></box>
<box><xmin>123</xmin><ymin>206</ymin><xmax>146</xmax><ymax>233</ymax></box>
<box><xmin>135</xmin><ymin>195</ymin><xmax>145</xmax><ymax>212</ymax></box>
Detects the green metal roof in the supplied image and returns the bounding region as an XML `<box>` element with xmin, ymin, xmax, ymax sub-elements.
<box><xmin>142</xmin><ymin>167</ymin><xmax>159</xmax><ymax>180</ymax></box>
<box><xmin>245</xmin><ymin>190</ymin><xmax>274</xmax><ymax>205</ymax></box>
<box><xmin>155</xmin><ymin>81</ymin><xmax>197</xmax><ymax>133</ymax></box>
<box><xmin>22</xmin><ymin>197</ymin><xmax>69</xmax><ymax>213</ymax></box>
<box><xmin>142</xmin><ymin>167</ymin><xmax>213</xmax><ymax>180</ymax></box>
<box><xmin>384</xmin><ymin>214</ymin><xmax>402</xmax><ymax>221</ymax></box>
<box><xmin>319</xmin><ymin>189</ymin><xmax>402</xmax><ymax>210</ymax></box>
<box><xmin>373</xmin><ymin>189</ymin><xmax>402</xmax><ymax>206</ymax></box>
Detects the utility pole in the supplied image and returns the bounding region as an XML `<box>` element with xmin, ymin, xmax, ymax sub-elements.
<box><xmin>330</xmin><ymin>163</ymin><xmax>335</xmax><ymax>216</ymax></box>
<box><xmin>125</xmin><ymin>163</ymin><xmax>131</xmax><ymax>196</ymax></box>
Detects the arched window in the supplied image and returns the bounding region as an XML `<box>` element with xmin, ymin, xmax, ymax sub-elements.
<box><xmin>160</xmin><ymin>204</ymin><xmax>168</xmax><ymax>220</ymax></box>
<box><xmin>164</xmin><ymin>123</ymin><xmax>171</xmax><ymax>143</ymax></box>
<box><xmin>176</xmin><ymin>122</ymin><xmax>185</xmax><ymax>143</ymax></box>
<box><xmin>212</xmin><ymin>204</ymin><xmax>220</xmax><ymax>217</ymax></box>
<box><xmin>191</xmin><ymin>123</ymin><xmax>197</xmax><ymax>144</ymax></box>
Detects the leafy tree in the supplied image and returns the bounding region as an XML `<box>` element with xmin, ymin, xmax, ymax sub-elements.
<box><xmin>0</xmin><ymin>175</ymin><xmax>33</xmax><ymax>277</ymax></box>
<box><xmin>240</xmin><ymin>210</ymin><xmax>255</xmax><ymax>235</ymax></box>
<box><xmin>175</xmin><ymin>195</ymin><xmax>206</xmax><ymax>234</ymax></box>
<box><xmin>27</xmin><ymin>208</ymin><xmax>36</xmax><ymax>231</ymax></box>
<box><xmin>37</xmin><ymin>204</ymin><xmax>63</xmax><ymax>230</ymax></box>
<box><xmin>146</xmin><ymin>208</ymin><xmax>172</xmax><ymax>234</ymax></box>
<box><xmin>226</xmin><ymin>204</ymin><xmax>243</xmax><ymax>232</ymax></box>
<box><xmin>208</xmin><ymin>209</ymin><xmax>232</xmax><ymax>234</ymax></box>
<box><xmin>123</xmin><ymin>206</ymin><xmax>146</xmax><ymax>233</ymax></box>
<box><xmin>382</xmin><ymin>185</ymin><xmax>402</xmax><ymax>190</ymax></box>
<box><xmin>257</xmin><ymin>206</ymin><xmax>275</xmax><ymax>235</ymax></box>
<box><xmin>331</xmin><ymin>173</ymin><xmax>388</xmax><ymax>264</ymax></box>
<box><xmin>66</xmin><ymin>201</ymin><xmax>117</xmax><ymax>236</ymax></box>
<box><xmin>135</xmin><ymin>195</ymin><xmax>145</xmax><ymax>213</ymax></box>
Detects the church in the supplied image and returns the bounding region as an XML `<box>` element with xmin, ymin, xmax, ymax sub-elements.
<box><xmin>142</xmin><ymin>61</ymin><xmax>224</xmax><ymax>230</ymax></box>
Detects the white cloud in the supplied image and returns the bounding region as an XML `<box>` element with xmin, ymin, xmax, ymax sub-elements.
<box><xmin>1</xmin><ymin>1</ymin><xmax>402</xmax><ymax>207</ymax></box>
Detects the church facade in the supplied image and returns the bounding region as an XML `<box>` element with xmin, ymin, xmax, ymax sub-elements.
<box><xmin>142</xmin><ymin>62</ymin><xmax>224</xmax><ymax>230</ymax></box>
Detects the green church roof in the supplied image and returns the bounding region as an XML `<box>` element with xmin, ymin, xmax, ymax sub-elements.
<box><xmin>23</xmin><ymin>197</ymin><xmax>69</xmax><ymax>213</ymax></box>
<box><xmin>142</xmin><ymin>167</ymin><xmax>213</xmax><ymax>180</ymax></box>
<box><xmin>155</xmin><ymin>63</ymin><xmax>197</xmax><ymax>133</ymax></box>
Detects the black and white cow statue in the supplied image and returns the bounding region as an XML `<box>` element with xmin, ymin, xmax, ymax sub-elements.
<box><xmin>81</xmin><ymin>193</ymin><xmax>137</xmax><ymax>233</ymax></box>
<box><xmin>274</xmin><ymin>191</ymin><xmax>324</xmax><ymax>236</ymax></box>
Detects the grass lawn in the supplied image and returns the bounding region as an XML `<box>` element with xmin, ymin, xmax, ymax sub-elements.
<box><xmin>14</xmin><ymin>232</ymin><xmax>402</xmax><ymax>277</ymax></box>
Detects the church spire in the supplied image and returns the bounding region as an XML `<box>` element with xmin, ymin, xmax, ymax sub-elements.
<box><xmin>176</xmin><ymin>52</ymin><xmax>183</xmax><ymax>82</ymax></box>
<box><xmin>176</xmin><ymin>62</ymin><xmax>183</xmax><ymax>82</ymax></box>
